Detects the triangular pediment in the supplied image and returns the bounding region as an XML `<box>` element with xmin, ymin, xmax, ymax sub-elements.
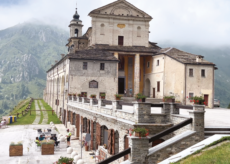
<box><xmin>89</xmin><ymin>0</ymin><xmax>152</xmax><ymax>19</ymax></box>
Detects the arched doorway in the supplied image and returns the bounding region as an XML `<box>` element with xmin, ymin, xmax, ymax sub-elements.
<box><xmin>145</xmin><ymin>79</ymin><xmax>151</xmax><ymax>97</ymax></box>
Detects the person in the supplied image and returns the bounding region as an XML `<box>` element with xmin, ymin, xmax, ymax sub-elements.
<box><xmin>129</xmin><ymin>88</ymin><xmax>133</xmax><ymax>97</ymax></box>
<box><xmin>35</xmin><ymin>137</ymin><xmax>41</xmax><ymax>146</ymax></box>
<box><xmin>39</xmin><ymin>135</ymin><xmax>45</xmax><ymax>141</ymax></box>
<box><xmin>50</xmin><ymin>134</ymin><xmax>59</xmax><ymax>146</ymax></box>
<box><xmin>66</xmin><ymin>129</ymin><xmax>72</xmax><ymax>148</ymax></box>
<box><xmin>124</xmin><ymin>89</ymin><xmax>127</xmax><ymax>97</ymax></box>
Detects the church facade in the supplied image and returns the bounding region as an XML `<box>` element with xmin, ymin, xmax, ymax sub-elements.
<box><xmin>43</xmin><ymin>0</ymin><xmax>216</xmax><ymax>118</ymax></box>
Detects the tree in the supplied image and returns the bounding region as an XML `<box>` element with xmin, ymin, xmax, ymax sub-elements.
<box><xmin>228</xmin><ymin>103</ymin><xmax>230</xmax><ymax>109</ymax></box>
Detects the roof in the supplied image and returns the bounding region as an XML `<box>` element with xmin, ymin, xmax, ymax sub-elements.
<box><xmin>69</xmin><ymin>49</ymin><xmax>119</xmax><ymax>61</ymax></box>
<box><xmin>89</xmin><ymin>0</ymin><xmax>152</xmax><ymax>19</ymax></box>
<box><xmin>158</xmin><ymin>47</ymin><xmax>215</xmax><ymax>65</ymax></box>
<box><xmin>90</xmin><ymin>44</ymin><xmax>160</xmax><ymax>54</ymax></box>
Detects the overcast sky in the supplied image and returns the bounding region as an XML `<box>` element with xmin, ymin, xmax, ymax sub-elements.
<box><xmin>0</xmin><ymin>0</ymin><xmax>229</xmax><ymax>46</ymax></box>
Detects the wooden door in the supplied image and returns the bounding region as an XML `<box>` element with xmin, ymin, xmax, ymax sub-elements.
<box><xmin>90</xmin><ymin>121</ymin><xmax>94</xmax><ymax>150</ymax></box>
<box><xmin>96</xmin><ymin>123</ymin><xmax>101</xmax><ymax>148</ymax></box>
<box><xmin>153</xmin><ymin>88</ymin><xmax>155</xmax><ymax>98</ymax></box>
<box><xmin>118</xmin><ymin>36</ymin><xmax>124</xmax><ymax>46</ymax></box>
<box><xmin>107</xmin><ymin>129</ymin><xmax>115</xmax><ymax>155</ymax></box>
<box><xmin>76</xmin><ymin>114</ymin><xmax>80</xmax><ymax>139</ymax></box>
<box><xmin>124</xmin><ymin>135</ymin><xmax>129</xmax><ymax>160</ymax></box>
<box><xmin>204</xmin><ymin>95</ymin><xmax>209</xmax><ymax>106</ymax></box>
<box><xmin>87</xmin><ymin>120</ymin><xmax>90</xmax><ymax>133</ymax></box>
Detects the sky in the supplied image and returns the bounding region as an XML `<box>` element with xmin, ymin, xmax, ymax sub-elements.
<box><xmin>0</xmin><ymin>0</ymin><xmax>230</xmax><ymax>47</ymax></box>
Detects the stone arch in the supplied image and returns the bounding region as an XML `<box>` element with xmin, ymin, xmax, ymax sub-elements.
<box><xmin>101</xmin><ymin>125</ymin><xmax>109</xmax><ymax>146</ymax></box>
<box><xmin>137</xmin><ymin>26</ymin><xmax>141</xmax><ymax>37</ymax></box>
<box><xmin>145</xmin><ymin>78</ymin><xmax>151</xmax><ymax>97</ymax></box>
<box><xmin>100</xmin><ymin>23</ymin><xmax>105</xmax><ymax>35</ymax></box>
<box><xmin>75</xmin><ymin>28</ymin><xmax>79</xmax><ymax>37</ymax></box>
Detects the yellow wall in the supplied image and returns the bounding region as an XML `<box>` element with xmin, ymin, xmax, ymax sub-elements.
<box><xmin>145</xmin><ymin>56</ymin><xmax>153</xmax><ymax>74</ymax></box>
<box><xmin>140</xmin><ymin>57</ymin><xmax>144</xmax><ymax>93</ymax></box>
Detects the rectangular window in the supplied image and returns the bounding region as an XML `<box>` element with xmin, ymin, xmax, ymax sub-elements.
<box><xmin>157</xmin><ymin>81</ymin><xmax>160</xmax><ymax>92</ymax></box>
<box><xmin>189</xmin><ymin>69</ymin><xmax>193</xmax><ymax>77</ymax></box>
<box><xmin>201</xmin><ymin>69</ymin><xmax>205</xmax><ymax>77</ymax></box>
<box><xmin>100</xmin><ymin>63</ymin><xmax>105</xmax><ymax>70</ymax></box>
<box><xmin>157</xmin><ymin>60</ymin><xmax>159</xmax><ymax>66</ymax></box>
<box><xmin>147</xmin><ymin>61</ymin><xmax>150</xmax><ymax>68</ymax></box>
<box><xmin>189</xmin><ymin>93</ymin><xmax>194</xmax><ymax>99</ymax></box>
<box><xmin>83</xmin><ymin>62</ymin><xmax>87</xmax><ymax>70</ymax></box>
<box><xmin>118</xmin><ymin>36</ymin><xmax>124</xmax><ymax>46</ymax></box>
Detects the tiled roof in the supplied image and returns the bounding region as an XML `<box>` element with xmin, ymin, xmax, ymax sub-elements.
<box><xmin>69</xmin><ymin>49</ymin><xmax>119</xmax><ymax>61</ymax></box>
<box><xmin>158</xmin><ymin>47</ymin><xmax>215</xmax><ymax>65</ymax></box>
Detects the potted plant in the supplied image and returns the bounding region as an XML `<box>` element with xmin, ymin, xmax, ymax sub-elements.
<box><xmin>115</xmin><ymin>94</ymin><xmax>122</xmax><ymax>100</ymax></box>
<box><xmin>85</xmin><ymin>142</ymin><xmax>89</xmax><ymax>151</ymax></box>
<box><xmin>73</xmin><ymin>93</ymin><xmax>76</xmax><ymax>97</ymax></box>
<box><xmin>68</xmin><ymin>93</ymin><xmax>72</xmax><ymax>96</ymax></box>
<box><xmin>189</xmin><ymin>96</ymin><xmax>205</xmax><ymax>105</ymax></box>
<box><xmin>9</xmin><ymin>141</ymin><xmax>23</xmax><ymax>156</ymax></box>
<box><xmin>103</xmin><ymin>144</ymin><xmax>107</xmax><ymax>149</ymax></box>
<box><xmin>129</xmin><ymin>128</ymin><xmax>149</xmax><ymax>137</ymax></box>
<box><xmin>77</xmin><ymin>93</ymin><xmax>81</xmax><ymax>97</ymax></box>
<box><xmin>41</xmin><ymin>140</ymin><xmax>55</xmax><ymax>155</ymax></box>
<box><xmin>90</xmin><ymin>94</ymin><xmax>96</xmax><ymax>98</ymax></box>
<box><xmin>135</xmin><ymin>93</ymin><xmax>147</xmax><ymax>102</ymax></box>
<box><xmin>54</xmin><ymin>156</ymin><xmax>74</xmax><ymax>164</ymax></box>
<box><xmin>82</xmin><ymin>93</ymin><xmax>87</xmax><ymax>98</ymax></box>
<box><xmin>163</xmin><ymin>96</ymin><xmax>175</xmax><ymax>103</ymax></box>
<box><xmin>100</xmin><ymin>93</ymin><xmax>106</xmax><ymax>99</ymax></box>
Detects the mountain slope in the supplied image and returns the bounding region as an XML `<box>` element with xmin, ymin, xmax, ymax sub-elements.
<box><xmin>159</xmin><ymin>43</ymin><xmax>230</xmax><ymax>108</ymax></box>
<box><xmin>0</xmin><ymin>22</ymin><xmax>68</xmax><ymax>116</ymax></box>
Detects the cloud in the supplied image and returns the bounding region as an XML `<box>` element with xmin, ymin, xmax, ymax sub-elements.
<box><xmin>0</xmin><ymin>0</ymin><xmax>229</xmax><ymax>46</ymax></box>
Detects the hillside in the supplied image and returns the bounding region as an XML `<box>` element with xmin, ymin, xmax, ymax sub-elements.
<box><xmin>0</xmin><ymin>22</ymin><xmax>68</xmax><ymax>117</ymax></box>
<box><xmin>159</xmin><ymin>43</ymin><xmax>230</xmax><ymax>108</ymax></box>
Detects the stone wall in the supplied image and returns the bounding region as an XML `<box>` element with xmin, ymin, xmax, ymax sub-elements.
<box><xmin>171</xmin><ymin>114</ymin><xmax>192</xmax><ymax>136</ymax></box>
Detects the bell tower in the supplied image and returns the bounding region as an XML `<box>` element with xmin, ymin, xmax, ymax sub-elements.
<box><xmin>69</xmin><ymin>3</ymin><xmax>83</xmax><ymax>38</ymax></box>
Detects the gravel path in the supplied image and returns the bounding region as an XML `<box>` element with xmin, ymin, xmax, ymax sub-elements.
<box><xmin>39</xmin><ymin>100</ymin><xmax>48</xmax><ymax>124</ymax></box>
<box><xmin>32</xmin><ymin>100</ymin><xmax>40</xmax><ymax>125</ymax></box>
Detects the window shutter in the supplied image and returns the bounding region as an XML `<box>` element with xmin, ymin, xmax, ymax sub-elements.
<box><xmin>90</xmin><ymin>121</ymin><xmax>94</xmax><ymax>150</ymax></box>
<box><xmin>111</xmin><ymin>129</ymin><xmax>115</xmax><ymax>155</ymax></box>
<box><xmin>76</xmin><ymin>114</ymin><xmax>80</xmax><ymax>138</ymax></box>
<box><xmin>107</xmin><ymin>129</ymin><xmax>112</xmax><ymax>154</ymax></box>
<box><xmin>70</xmin><ymin>112</ymin><xmax>73</xmax><ymax>124</ymax></box>
<box><xmin>81</xmin><ymin>116</ymin><xmax>83</xmax><ymax>126</ymax></box>
<box><xmin>96</xmin><ymin>123</ymin><xmax>101</xmax><ymax>147</ymax></box>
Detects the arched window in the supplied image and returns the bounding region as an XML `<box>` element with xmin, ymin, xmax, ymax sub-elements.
<box><xmin>137</xmin><ymin>26</ymin><xmax>141</xmax><ymax>37</ymax></box>
<box><xmin>75</xmin><ymin>29</ymin><xmax>78</xmax><ymax>37</ymax></box>
<box><xmin>100</xmin><ymin>24</ymin><xmax>105</xmax><ymax>35</ymax></box>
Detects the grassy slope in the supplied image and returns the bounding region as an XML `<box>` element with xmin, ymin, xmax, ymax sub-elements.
<box><xmin>40</xmin><ymin>100</ymin><xmax>61</xmax><ymax>124</ymax></box>
<box><xmin>9</xmin><ymin>98</ymin><xmax>30</xmax><ymax>115</ymax></box>
<box><xmin>9</xmin><ymin>101</ymin><xmax>36</xmax><ymax>125</ymax></box>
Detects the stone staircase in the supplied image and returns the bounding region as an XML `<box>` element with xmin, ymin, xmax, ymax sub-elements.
<box><xmin>204</xmin><ymin>127</ymin><xmax>230</xmax><ymax>138</ymax></box>
<box><xmin>121</xmin><ymin>97</ymin><xmax>162</xmax><ymax>104</ymax></box>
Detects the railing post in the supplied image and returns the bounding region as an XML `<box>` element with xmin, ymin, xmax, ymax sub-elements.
<box><xmin>82</xmin><ymin>97</ymin><xmax>85</xmax><ymax>104</ymax></box>
<box><xmin>161</xmin><ymin>102</ymin><xmax>170</xmax><ymax>122</ymax></box>
<box><xmin>77</xmin><ymin>96</ymin><xmax>79</xmax><ymax>102</ymax></box>
<box><xmin>128</xmin><ymin>136</ymin><xmax>149</xmax><ymax>164</ymax></box>
<box><xmin>90</xmin><ymin>98</ymin><xmax>93</xmax><ymax>107</ymax></box>
<box><xmin>133</xmin><ymin>102</ymin><xmax>152</xmax><ymax>123</ymax></box>
<box><xmin>112</xmin><ymin>100</ymin><xmax>122</xmax><ymax>112</ymax></box>
<box><xmin>188</xmin><ymin>105</ymin><xmax>205</xmax><ymax>140</ymax></box>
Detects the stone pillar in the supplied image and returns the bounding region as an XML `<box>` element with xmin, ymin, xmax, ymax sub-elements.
<box><xmin>112</xmin><ymin>100</ymin><xmax>122</xmax><ymax>112</ymax></box>
<box><xmin>114</xmin><ymin>52</ymin><xmax>119</xmax><ymax>94</ymax></box>
<box><xmin>98</xmin><ymin>99</ymin><xmax>105</xmax><ymax>108</ymax></box>
<box><xmin>128</xmin><ymin>136</ymin><xmax>149</xmax><ymax>164</ymax></box>
<box><xmin>90</xmin><ymin>98</ymin><xmax>93</xmax><ymax>107</ymax></box>
<box><xmin>189</xmin><ymin>105</ymin><xmax>205</xmax><ymax>141</ymax></box>
<box><xmin>133</xmin><ymin>102</ymin><xmax>151</xmax><ymax>123</ymax></box>
<box><xmin>77</xmin><ymin>96</ymin><xmax>79</xmax><ymax>102</ymax></box>
<box><xmin>82</xmin><ymin>97</ymin><xmax>85</xmax><ymax>104</ymax></box>
<box><xmin>170</xmin><ymin>103</ymin><xmax>179</xmax><ymax>114</ymax></box>
<box><xmin>161</xmin><ymin>102</ymin><xmax>170</xmax><ymax>122</ymax></box>
<box><xmin>134</xmin><ymin>54</ymin><xmax>140</xmax><ymax>96</ymax></box>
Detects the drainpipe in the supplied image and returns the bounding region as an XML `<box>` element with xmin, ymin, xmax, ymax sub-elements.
<box><xmin>184</xmin><ymin>64</ymin><xmax>187</xmax><ymax>105</ymax></box>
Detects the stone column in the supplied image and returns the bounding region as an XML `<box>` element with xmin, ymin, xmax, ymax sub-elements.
<box><xmin>90</xmin><ymin>98</ymin><xmax>93</xmax><ymax>107</ymax></box>
<box><xmin>82</xmin><ymin>97</ymin><xmax>85</xmax><ymax>104</ymax></box>
<box><xmin>133</xmin><ymin>102</ymin><xmax>151</xmax><ymax>123</ymax></box>
<box><xmin>134</xmin><ymin>54</ymin><xmax>140</xmax><ymax>96</ymax></box>
<box><xmin>128</xmin><ymin>136</ymin><xmax>149</xmax><ymax>164</ymax></box>
<box><xmin>161</xmin><ymin>102</ymin><xmax>170</xmax><ymax>122</ymax></box>
<box><xmin>114</xmin><ymin>52</ymin><xmax>119</xmax><ymax>94</ymax></box>
<box><xmin>189</xmin><ymin>105</ymin><xmax>205</xmax><ymax>141</ymax></box>
<box><xmin>77</xmin><ymin>96</ymin><xmax>79</xmax><ymax>102</ymax></box>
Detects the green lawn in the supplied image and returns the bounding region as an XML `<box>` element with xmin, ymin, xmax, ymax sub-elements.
<box><xmin>40</xmin><ymin>100</ymin><xmax>61</xmax><ymax>124</ymax></box>
<box><xmin>9</xmin><ymin>101</ymin><xmax>36</xmax><ymax>125</ymax></box>
<box><xmin>174</xmin><ymin>137</ymin><xmax>230</xmax><ymax>164</ymax></box>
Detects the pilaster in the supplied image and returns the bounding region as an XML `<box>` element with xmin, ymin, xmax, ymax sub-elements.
<box><xmin>134</xmin><ymin>54</ymin><xmax>140</xmax><ymax>96</ymax></box>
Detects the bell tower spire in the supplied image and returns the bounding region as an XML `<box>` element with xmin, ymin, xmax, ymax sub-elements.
<box><xmin>69</xmin><ymin>1</ymin><xmax>83</xmax><ymax>38</ymax></box>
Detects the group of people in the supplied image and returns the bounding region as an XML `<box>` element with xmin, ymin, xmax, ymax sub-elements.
<box><xmin>35</xmin><ymin>129</ymin><xmax>72</xmax><ymax>148</ymax></box>
<box><xmin>124</xmin><ymin>88</ymin><xmax>133</xmax><ymax>97</ymax></box>
<box><xmin>0</xmin><ymin>119</ymin><xmax>7</xmax><ymax>128</ymax></box>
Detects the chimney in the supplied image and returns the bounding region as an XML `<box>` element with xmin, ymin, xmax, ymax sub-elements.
<box><xmin>196</xmin><ymin>55</ymin><xmax>204</xmax><ymax>62</ymax></box>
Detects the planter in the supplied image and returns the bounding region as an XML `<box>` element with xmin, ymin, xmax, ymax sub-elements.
<box><xmin>9</xmin><ymin>145</ymin><xmax>23</xmax><ymax>156</ymax></box>
<box><xmin>135</xmin><ymin>132</ymin><xmax>145</xmax><ymax>137</ymax></box>
<box><xmin>100</xmin><ymin>96</ymin><xmax>105</xmax><ymax>99</ymax></box>
<box><xmin>165</xmin><ymin>98</ymin><xmax>175</xmax><ymax>103</ymax></box>
<box><xmin>90</xmin><ymin>96</ymin><xmax>96</xmax><ymax>99</ymax></box>
<box><xmin>85</xmin><ymin>145</ymin><xmax>89</xmax><ymax>151</ymax></box>
<box><xmin>41</xmin><ymin>144</ymin><xmax>54</xmax><ymax>155</ymax></box>
<box><xmin>136</xmin><ymin>98</ymin><xmax>146</xmax><ymax>102</ymax></box>
<box><xmin>115</xmin><ymin>97</ymin><xmax>121</xmax><ymax>100</ymax></box>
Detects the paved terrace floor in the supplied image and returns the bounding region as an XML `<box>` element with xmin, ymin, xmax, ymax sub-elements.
<box><xmin>0</xmin><ymin>124</ymin><xmax>95</xmax><ymax>164</ymax></box>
